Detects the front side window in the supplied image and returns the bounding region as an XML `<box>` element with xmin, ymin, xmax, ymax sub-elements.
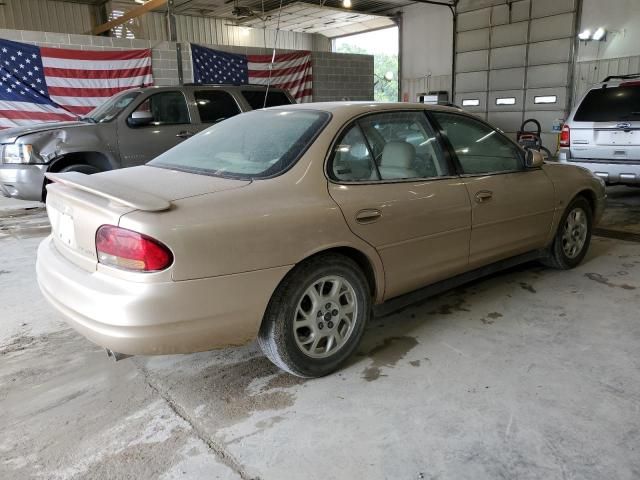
<box><xmin>84</xmin><ymin>90</ymin><xmax>140</xmax><ymax>123</ymax></box>
<box><xmin>130</xmin><ymin>91</ymin><xmax>190</xmax><ymax>126</ymax></box>
<box><xmin>194</xmin><ymin>90</ymin><xmax>240</xmax><ymax>124</ymax></box>
<box><xmin>433</xmin><ymin>112</ymin><xmax>522</xmax><ymax>174</ymax></box>
<box><xmin>149</xmin><ymin>110</ymin><xmax>330</xmax><ymax>179</ymax></box>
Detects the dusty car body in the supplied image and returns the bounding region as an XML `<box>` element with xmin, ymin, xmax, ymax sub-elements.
<box><xmin>36</xmin><ymin>102</ymin><xmax>606</xmax><ymax>377</ymax></box>
<box><xmin>0</xmin><ymin>84</ymin><xmax>293</xmax><ymax>200</ymax></box>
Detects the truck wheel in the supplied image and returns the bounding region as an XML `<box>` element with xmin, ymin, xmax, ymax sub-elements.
<box><xmin>258</xmin><ymin>253</ymin><xmax>371</xmax><ymax>378</ymax></box>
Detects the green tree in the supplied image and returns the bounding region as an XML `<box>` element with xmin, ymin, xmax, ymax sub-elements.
<box><xmin>336</xmin><ymin>43</ymin><xmax>398</xmax><ymax>102</ymax></box>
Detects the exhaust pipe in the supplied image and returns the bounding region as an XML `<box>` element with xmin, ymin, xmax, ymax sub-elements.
<box><xmin>106</xmin><ymin>348</ymin><xmax>132</xmax><ymax>362</ymax></box>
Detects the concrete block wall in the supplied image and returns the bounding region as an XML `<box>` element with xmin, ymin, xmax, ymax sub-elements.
<box><xmin>0</xmin><ymin>28</ymin><xmax>374</xmax><ymax>101</ymax></box>
<box><xmin>311</xmin><ymin>51</ymin><xmax>374</xmax><ymax>102</ymax></box>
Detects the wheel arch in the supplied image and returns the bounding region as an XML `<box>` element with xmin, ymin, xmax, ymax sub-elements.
<box><xmin>575</xmin><ymin>188</ymin><xmax>597</xmax><ymax>214</ymax></box>
<box><xmin>48</xmin><ymin>151</ymin><xmax>116</xmax><ymax>173</ymax></box>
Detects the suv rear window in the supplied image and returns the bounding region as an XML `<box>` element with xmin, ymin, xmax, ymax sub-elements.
<box><xmin>574</xmin><ymin>85</ymin><xmax>640</xmax><ymax>122</ymax></box>
<box><xmin>194</xmin><ymin>90</ymin><xmax>240</xmax><ymax>124</ymax></box>
<box><xmin>242</xmin><ymin>90</ymin><xmax>293</xmax><ymax>109</ymax></box>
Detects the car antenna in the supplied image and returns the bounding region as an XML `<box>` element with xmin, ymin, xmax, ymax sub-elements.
<box><xmin>263</xmin><ymin>0</ymin><xmax>284</xmax><ymax>109</ymax></box>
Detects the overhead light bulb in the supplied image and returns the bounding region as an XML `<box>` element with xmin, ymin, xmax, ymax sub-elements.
<box><xmin>592</xmin><ymin>27</ymin><xmax>606</xmax><ymax>41</ymax></box>
<box><xmin>343</xmin><ymin>0</ymin><xmax>352</xmax><ymax>8</ymax></box>
<box><xmin>578</xmin><ymin>29</ymin><xmax>591</xmax><ymax>40</ymax></box>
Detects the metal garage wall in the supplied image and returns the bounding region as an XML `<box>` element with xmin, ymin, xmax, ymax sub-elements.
<box><xmin>573</xmin><ymin>55</ymin><xmax>640</xmax><ymax>107</ymax></box>
<box><xmin>0</xmin><ymin>0</ymin><xmax>96</xmax><ymax>34</ymax></box>
<box><xmin>454</xmin><ymin>0</ymin><xmax>577</xmax><ymax>151</ymax></box>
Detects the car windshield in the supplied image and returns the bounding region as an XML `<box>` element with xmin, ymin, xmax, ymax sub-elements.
<box><xmin>574</xmin><ymin>85</ymin><xmax>640</xmax><ymax>122</ymax></box>
<box><xmin>83</xmin><ymin>91</ymin><xmax>140</xmax><ymax>123</ymax></box>
<box><xmin>149</xmin><ymin>109</ymin><xmax>330</xmax><ymax>178</ymax></box>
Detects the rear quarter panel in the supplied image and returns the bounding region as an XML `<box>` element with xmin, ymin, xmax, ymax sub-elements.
<box><xmin>541</xmin><ymin>162</ymin><xmax>606</xmax><ymax>241</ymax></box>
<box><xmin>118</xmin><ymin>134</ymin><xmax>387</xmax><ymax>302</ymax></box>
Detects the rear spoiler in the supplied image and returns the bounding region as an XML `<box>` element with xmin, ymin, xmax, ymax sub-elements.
<box><xmin>45</xmin><ymin>172</ymin><xmax>171</xmax><ymax>212</ymax></box>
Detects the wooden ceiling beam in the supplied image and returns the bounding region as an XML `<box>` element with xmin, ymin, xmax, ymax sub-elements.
<box><xmin>89</xmin><ymin>0</ymin><xmax>168</xmax><ymax>35</ymax></box>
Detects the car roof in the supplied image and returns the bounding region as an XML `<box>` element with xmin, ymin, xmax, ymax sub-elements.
<box><xmin>267</xmin><ymin>101</ymin><xmax>461</xmax><ymax>114</ymax></box>
<box><xmin>123</xmin><ymin>84</ymin><xmax>289</xmax><ymax>94</ymax></box>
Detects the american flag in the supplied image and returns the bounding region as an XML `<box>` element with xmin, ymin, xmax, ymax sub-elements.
<box><xmin>0</xmin><ymin>38</ymin><xmax>153</xmax><ymax>129</ymax></box>
<box><xmin>191</xmin><ymin>44</ymin><xmax>312</xmax><ymax>103</ymax></box>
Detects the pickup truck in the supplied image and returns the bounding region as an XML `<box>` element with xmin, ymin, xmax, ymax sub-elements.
<box><xmin>0</xmin><ymin>84</ymin><xmax>294</xmax><ymax>200</ymax></box>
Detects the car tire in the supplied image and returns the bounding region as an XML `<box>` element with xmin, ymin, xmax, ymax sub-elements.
<box><xmin>543</xmin><ymin>196</ymin><xmax>593</xmax><ymax>270</ymax></box>
<box><xmin>258</xmin><ymin>253</ymin><xmax>371</xmax><ymax>378</ymax></box>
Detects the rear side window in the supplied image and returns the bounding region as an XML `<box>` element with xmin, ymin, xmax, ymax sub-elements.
<box><xmin>574</xmin><ymin>86</ymin><xmax>640</xmax><ymax>122</ymax></box>
<box><xmin>194</xmin><ymin>90</ymin><xmax>241</xmax><ymax>124</ymax></box>
<box><xmin>242</xmin><ymin>90</ymin><xmax>293</xmax><ymax>109</ymax></box>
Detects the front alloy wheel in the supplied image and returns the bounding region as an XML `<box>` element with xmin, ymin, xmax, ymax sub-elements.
<box><xmin>544</xmin><ymin>196</ymin><xmax>593</xmax><ymax>270</ymax></box>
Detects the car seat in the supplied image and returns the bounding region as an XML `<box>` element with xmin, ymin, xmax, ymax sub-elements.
<box><xmin>377</xmin><ymin>141</ymin><xmax>418</xmax><ymax>179</ymax></box>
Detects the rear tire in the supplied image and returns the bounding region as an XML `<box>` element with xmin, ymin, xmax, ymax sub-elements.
<box><xmin>543</xmin><ymin>196</ymin><xmax>592</xmax><ymax>270</ymax></box>
<box><xmin>258</xmin><ymin>253</ymin><xmax>371</xmax><ymax>378</ymax></box>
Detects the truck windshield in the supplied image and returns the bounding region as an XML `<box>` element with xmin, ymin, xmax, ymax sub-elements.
<box><xmin>149</xmin><ymin>109</ymin><xmax>330</xmax><ymax>179</ymax></box>
<box><xmin>83</xmin><ymin>91</ymin><xmax>140</xmax><ymax>123</ymax></box>
<box><xmin>574</xmin><ymin>85</ymin><xmax>640</xmax><ymax>122</ymax></box>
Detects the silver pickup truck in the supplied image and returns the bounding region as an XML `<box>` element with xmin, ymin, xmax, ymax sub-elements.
<box><xmin>0</xmin><ymin>84</ymin><xmax>294</xmax><ymax>200</ymax></box>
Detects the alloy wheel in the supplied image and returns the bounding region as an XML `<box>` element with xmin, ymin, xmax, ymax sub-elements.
<box><xmin>562</xmin><ymin>207</ymin><xmax>588</xmax><ymax>259</ymax></box>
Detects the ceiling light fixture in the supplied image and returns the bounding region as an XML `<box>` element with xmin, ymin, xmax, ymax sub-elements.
<box><xmin>343</xmin><ymin>0</ymin><xmax>352</xmax><ymax>8</ymax></box>
<box><xmin>578</xmin><ymin>29</ymin><xmax>591</xmax><ymax>40</ymax></box>
<box><xmin>592</xmin><ymin>27</ymin><xmax>606</xmax><ymax>41</ymax></box>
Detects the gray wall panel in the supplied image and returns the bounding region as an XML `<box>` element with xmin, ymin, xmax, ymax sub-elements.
<box><xmin>457</xmin><ymin>8</ymin><xmax>491</xmax><ymax>32</ymax></box>
<box><xmin>528</xmin><ymin>38</ymin><xmax>571</xmax><ymax>65</ymax></box>
<box><xmin>527</xmin><ymin>63</ymin><xmax>569</xmax><ymax>88</ymax></box>
<box><xmin>456</xmin><ymin>71</ymin><xmax>488</xmax><ymax>92</ymax></box>
<box><xmin>489</xmin><ymin>67</ymin><xmax>525</xmax><ymax>90</ymax></box>
<box><xmin>531</xmin><ymin>0</ymin><xmax>576</xmax><ymax>18</ymax></box>
<box><xmin>491</xmin><ymin>22</ymin><xmax>528</xmax><ymax>48</ymax></box>
<box><xmin>456</xmin><ymin>50</ymin><xmax>489</xmax><ymax>72</ymax></box>
<box><xmin>530</xmin><ymin>13</ymin><xmax>574</xmax><ymax>43</ymax></box>
<box><xmin>511</xmin><ymin>0</ymin><xmax>531</xmax><ymax>22</ymax></box>
<box><xmin>491</xmin><ymin>45</ymin><xmax>527</xmax><ymax>69</ymax></box>
<box><xmin>456</xmin><ymin>29</ymin><xmax>490</xmax><ymax>52</ymax></box>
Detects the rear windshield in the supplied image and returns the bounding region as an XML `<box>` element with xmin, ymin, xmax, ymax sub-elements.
<box><xmin>574</xmin><ymin>86</ymin><xmax>640</xmax><ymax>122</ymax></box>
<box><xmin>149</xmin><ymin>110</ymin><xmax>329</xmax><ymax>179</ymax></box>
<box><xmin>242</xmin><ymin>90</ymin><xmax>293</xmax><ymax>109</ymax></box>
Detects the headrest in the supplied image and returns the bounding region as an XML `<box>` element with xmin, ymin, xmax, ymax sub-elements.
<box><xmin>380</xmin><ymin>141</ymin><xmax>415</xmax><ymax>168</ymax></box>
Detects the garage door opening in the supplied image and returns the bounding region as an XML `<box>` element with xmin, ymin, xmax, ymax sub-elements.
<box><xmin>334</xmin><ymin>27</ymin><xmax>399</xmax><ymax>102</ymax></box>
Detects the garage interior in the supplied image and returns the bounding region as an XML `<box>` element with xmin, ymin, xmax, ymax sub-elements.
<box><xmin>1</xmin><ymin>0</ymin><xmax>640</xmax><ymax>479</ymax></box>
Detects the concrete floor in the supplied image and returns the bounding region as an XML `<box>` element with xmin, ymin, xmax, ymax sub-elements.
<box><xmin>1</xmin><ymin>190</ymin><xmax>640</xmax><ymax>480</ymax></box>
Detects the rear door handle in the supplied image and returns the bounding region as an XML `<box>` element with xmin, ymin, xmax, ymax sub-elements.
<box><xmin>176</xmin><ymin>131</ymin><xmax>195</xmax><ymax>139</ymax></box>
<box><xmin>475</xmin><ymin>190</ymin><xmax>493</xmax><ymax>203</ymax></box>
<box><xmin>355</xmin><ymin>208</ymin><xmax>382</xmax><ymax>223</ymax></box>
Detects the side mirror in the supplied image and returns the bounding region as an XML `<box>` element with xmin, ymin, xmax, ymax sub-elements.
<box><xmin>127</xmin><ymin>110</ymin><xmax>153</xmax><ymax>127</ymax></box>
<box><xmin>525</xmin><ymin>149</ymin><xmax>544</xmax><ymax>168</ymax></box>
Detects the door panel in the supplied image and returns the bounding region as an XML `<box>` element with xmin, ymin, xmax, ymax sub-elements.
<box><xmin>464</xmin><ymin>171</ymin><xmax>555</xmax><ymax>267</ymax></box>
<box><xmin>329</xmin><ymin>180</ymin><xmax>471</xmax><ymax>300</ymax></box>
<box><xmin>118</xmin><ymin>91</ymin><xmax>195</xmax><ymax>166</ymax></box>
<box><xmin>432</xmin><ymin>111</ymin><xmax>556</xmax><ymax>267</ymax></box>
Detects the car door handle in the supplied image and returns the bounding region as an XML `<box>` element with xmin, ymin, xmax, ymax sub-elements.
<box><xmin>176</xmin><ymin>131</ymin><xmax>195</xmax><ymax>139</ymax></box>
<box><xmin>475</xmin><ymin>190</ymin><xmax>493</xmax><ymax>203</ymax></box>
<box><xmin>355</xmin><ymin>209</ymin><xmax>382</xmax><ymax>223</ymax></box>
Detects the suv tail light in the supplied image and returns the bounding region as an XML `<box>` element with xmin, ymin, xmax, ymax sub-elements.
<box><xmin>96</xmin><ymin>225</ymin><xmax>173</xmax><ymax>272</ymax></box>
<box><xmin>559</xmin><ymin>124</ymin><xmax>570</xmax><ymax>147</ymax></box>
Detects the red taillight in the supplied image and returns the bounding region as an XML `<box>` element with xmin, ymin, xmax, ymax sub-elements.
<box><xmin>95</xmin><ymin>225</ymin><xmax>173</xmax><ymax>272</ymax></box>
<box><xmin>559</xmin><ymin>124</ymin><xmax>570</xmax><ymax>147</ymax></box>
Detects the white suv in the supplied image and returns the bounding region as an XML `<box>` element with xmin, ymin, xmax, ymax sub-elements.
<box><xmin>559</xmin><ymin>74</ymin><xmax>640</xmax><ymax>185</ymax></box>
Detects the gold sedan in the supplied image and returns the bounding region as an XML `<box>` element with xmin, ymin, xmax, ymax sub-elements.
<box><xmin>36</xmin><ymin>103</ymin><xmax>606</xmax><ymax>377</ymax></box>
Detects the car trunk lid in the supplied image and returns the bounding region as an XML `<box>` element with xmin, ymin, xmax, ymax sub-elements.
<box><xmin>45</xmin><ymin>166</ymin><xmax>250</xmax><ymax>272</ymax></box>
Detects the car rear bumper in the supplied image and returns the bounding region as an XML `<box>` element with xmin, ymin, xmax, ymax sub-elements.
<box><xmin>0</xmin><ymin>164</ymin><xmax>46</xmax><ymax>200</ymax></box>
<box><xmin>558</xmin><ymin>150</ymin><xmax>640</xmax><ymax>185</ymax></box>
<box><xmin>36</xmin><ymin>235</ymin><xmax>291</xmax><ymax>355</ymax></box>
